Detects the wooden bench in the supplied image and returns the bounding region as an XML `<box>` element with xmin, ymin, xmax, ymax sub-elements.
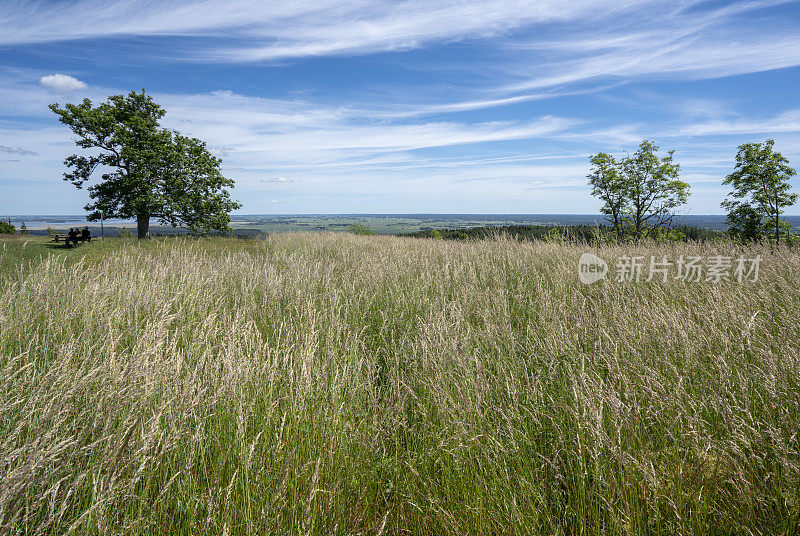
<box><xmin>52</xmin><ymin>234</ymin><xmax>92</xmax><ymax>246</ymax></box>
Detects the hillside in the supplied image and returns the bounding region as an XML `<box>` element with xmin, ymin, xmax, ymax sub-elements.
<box><xmin>0</xmin><ymin>234</ymin><xmax>798</xmax><ymax>535</ymax></box>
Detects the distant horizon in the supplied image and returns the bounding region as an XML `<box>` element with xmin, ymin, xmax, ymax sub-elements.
<box><xmin>2</xmin><ymin>212</ymin><xmax>800</xmax><ymax>216</ymax></box>
<box><xmin>7</xmin><ymin>212</ymin><xmax>800</xmax><ymax>235</ymax></box>
<box><xmin>6</xmin><ymin>212</ymin><xmax>800</xmax><ymax>218</ymax></box>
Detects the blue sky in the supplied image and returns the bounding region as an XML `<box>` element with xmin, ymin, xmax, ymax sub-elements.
<box><xmin>1</xmin><ymin>0</ymin><xmax>800</xmax><ymax>215</ymax></box>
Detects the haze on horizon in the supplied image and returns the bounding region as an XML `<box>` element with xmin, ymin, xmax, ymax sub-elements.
<box><xmin>1</xmin><ymin>0</ymin><xmax>800</xmax><ymax>216</ymax></box>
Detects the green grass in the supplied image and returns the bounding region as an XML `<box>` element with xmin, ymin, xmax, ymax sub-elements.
<box><xmin>0</xmin><ymin>234</ymin><xmax>798</xmax><ymax>535</ymax></box>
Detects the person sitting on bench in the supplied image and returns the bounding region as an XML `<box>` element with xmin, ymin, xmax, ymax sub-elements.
<box><xmin>81</xmin><ymin>226</ymin><xmax>91</xmax><ymax>242</ymax></box>
<box><xmin>66</xmin><ymin>228</ymin><xmax>78</xmax><ymax>246</ymax></box>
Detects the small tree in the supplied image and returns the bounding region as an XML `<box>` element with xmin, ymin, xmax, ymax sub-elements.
<box><xmin>621</xmin><ymin>140</ymin><xmax>690</xmax><ymax>240</ymax></box>
<box><xmin>588</xmin><ymin>140</ymin><xmax>690</xmax><ymax>240</ymax></box>
<box><xmin>721</xmin><ymin>139</ymin><xmax>797</xmax><ymax>244</ymax></box>
<box><xmin>50</xmin><ymin>90</ymin><xmax>241</xmax><ymax>239</ymax></box>
<box><xmin>19</xmin><ymin>222</ymin><xmax>28</xmax><ymax>235</ymax></box>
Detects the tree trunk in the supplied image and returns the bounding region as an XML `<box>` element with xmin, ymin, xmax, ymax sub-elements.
<box><xmin>137</xmin><ymin>213</ymin><xmax>150</xmax><ymax>239</ymax></box>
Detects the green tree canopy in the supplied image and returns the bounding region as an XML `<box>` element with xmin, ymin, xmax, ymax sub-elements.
<box><xmin>721</xmin><ymin>139</ymin><xmax>797</xmax><ymax>244</ymax></box>
<box><xmin>588</xmin><ymin>140</ymin><xmax>690</xmax><ymax>240</ymax></box>
<box><xmin>50</xmin><ymin>90</ymin><xmax>241</xmax><ymax>238</ymax></box>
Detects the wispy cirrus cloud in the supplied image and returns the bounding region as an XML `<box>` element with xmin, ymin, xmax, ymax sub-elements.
<box><xmin>0</xmin><ymin>0</ymin><xmax>640</xmax><ymax>60</ymax></box>
<box><xmin>3</xmin><ymin>78</ymin><xmax>798</xmax><ymax>192</ymax></box>
<box><xmin>2</xmin><ymin>1</ymin><xmax>799</xmax><ymax>120</ymax></box>
<box><xmin>500</xmin><ymin>0</ymin><xmax>800</xmax><ymax>93</ymax></box>
<box><xmin>673</xmin><ymin>110</ymin><xmax>800</xmax><ymax>137</ymax></box>
<box><xmin>0</xmin><ymin>145</ymin><xmax>38</xmax><ymax>156</ymax></box>
<box><xmin>151</xmin><ymin>89</ymin><xmax>581</xmax><ymax>165</ymax></box>
<box><xmin>260</xmin><ymin>177</ymin><xmax>301</xmax><ymax>183</ymax></box>
<box><xmin>2</xmin><ymin>0</ymin><xmax>796</xmax><ymax>87</ymax></box>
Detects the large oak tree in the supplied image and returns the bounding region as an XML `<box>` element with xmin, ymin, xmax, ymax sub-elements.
<box><xmin>50</xmin><ymin>90</ymin><xmax>241</xmax><ymax>238</ymax></box>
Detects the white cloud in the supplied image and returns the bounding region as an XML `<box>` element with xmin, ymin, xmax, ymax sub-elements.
<box><xmin>2</xmin><ymin>15</ymin><xmax>800</xmax><ymax>217</ymax></box>
<box><xmin>1</xmin><ymin>0</ymin><xmax>795</xmax><ymax>92</ymax></box>
<box><xmin>261</xmin><ymin>177</ymin><xmax>301</xmax><ymax>183</ymax></box>
<box><xmin>38</xmin><ymin>74</ymin><xmax>88</xmax><ymax>93</ymax></box>
<box><xmin>150</xmin><ymin>89</ymin><xmax>581</xmax><ymax>172</ymax></box>
<box><xmin>501</xmin><ymin>1</ymin><xmax>800</xmax><ymax>93</ymax></box>
<box><xmin>673</xmin><ymin>110</ymin><xmax>800</xmax><ymax>137</ymax></box>
<box><xmin>0</xmin><ymin>145</ymin><xmax>38</xmax><ymax>156</ymax></box>
<box><xmin>2</xmin><ymin>1</ymin><xmax>798</xmax><ymax>124</ymax></box>
<box><xmin>0</xmin><ymin>0</ymin><xmax>638</xmax><ymax>60</ymax></box>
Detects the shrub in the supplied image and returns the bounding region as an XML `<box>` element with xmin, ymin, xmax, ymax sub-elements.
<box><xmin>348</xmin><ymin>223</ymin><xmax>375</xmax><ymax>235</ymax></box>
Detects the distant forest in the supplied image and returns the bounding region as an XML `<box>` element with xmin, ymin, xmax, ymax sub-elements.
<box><xmin>405</xmin><ymin>224</ymin><xmax>725</xmax><ymax>242</ymax></box>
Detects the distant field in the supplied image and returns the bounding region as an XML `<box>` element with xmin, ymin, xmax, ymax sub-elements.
<box><xmin>0</xmin><ymin>234</ymin><xmax>798</xmax><ymax>535</ymax></box>
<box><xmin>3</xmin><ymin>214</ymin><xmax>618</xmax><ymax>236</ymax></box>
<box><xmin>11</xmin><ymin>213</ymin><xmax>800</xmax><ymax>237</ymax></box>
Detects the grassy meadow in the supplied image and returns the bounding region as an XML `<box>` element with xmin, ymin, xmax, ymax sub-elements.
<box><xmin>0</xmin><ymin>233</ymin><xmax>798</xmax><ymax>535</ymax></box>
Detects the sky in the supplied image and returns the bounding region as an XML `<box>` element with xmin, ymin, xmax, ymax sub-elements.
<box><xmin>1</xmin><ymin>0</ymin><xmax>800</xmax><ymax>215</ymax></box>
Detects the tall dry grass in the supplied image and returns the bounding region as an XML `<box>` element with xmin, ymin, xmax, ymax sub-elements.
<box><xmin>0</xmin><ymin>233</ymin><xmax>798</xmax><ymax>535</ymax></box>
